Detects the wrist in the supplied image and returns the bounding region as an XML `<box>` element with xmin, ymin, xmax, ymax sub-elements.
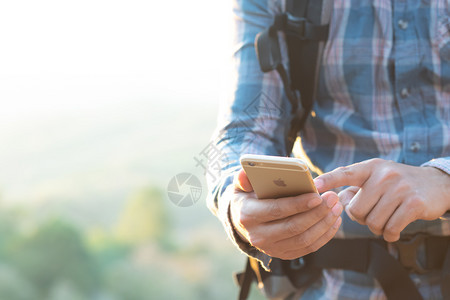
<box><xmin>423</xmin><ymin>166</ymin><xmax>450</xmax><ymax>212</ymax></box>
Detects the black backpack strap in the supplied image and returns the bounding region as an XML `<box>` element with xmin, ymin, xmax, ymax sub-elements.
<box><xmin>255</xmin><ymin>0</ymin><xmax>330</xmax><ymax>154</ymax></box>
<box><xmin>306</xmin><ymin>239</ymin><xmax>423</xmax><ymax>300</ymax></box>
<box><xmin>285</xmin><ymin>0</ymin><xmax>328</xmax><ymax>148</ymax></box>
<box><xmin>235</xmin><ymin>258</ymin><xmax>253</xmax><ymax>300</ymax></box>
<box><xmin>236</xmin><ymin>235</ymin><xmax>450</xmax><ymax>300</ymax></box>
<box><xmin>237</xmin><ymin>239</ymin><xmax>425</xmax><ymax>300</ymax></box>
<box><xmin>235</xmin><ymin>257</ymin><xmax>270</xmax><ymax>300</ymax></box>
<box><xmin>440</xmin><ymin>240</ymin><xmax>450</xmax><ymax>298</ymax></box>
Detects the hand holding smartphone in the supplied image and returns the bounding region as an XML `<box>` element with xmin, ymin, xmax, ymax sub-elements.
<box><xmin>232</xmin><ymin>154</ymin><xmax>342</xmax><ymax>260</ymax></box>
<box><xmin>240</xmin><ymin>154</ymin><xmax>317</xmax><ymax>199</ymax></box>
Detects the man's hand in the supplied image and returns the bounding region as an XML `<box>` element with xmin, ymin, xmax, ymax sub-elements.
<box><xmin>229</xmin><ymin>169</ymin><xmax>343</xmax><ymax>260</ymax></box>
<box><xmin>314</xmin><ymin>158</ymin><xmax>450</xmax><ymax>242</ymax></box>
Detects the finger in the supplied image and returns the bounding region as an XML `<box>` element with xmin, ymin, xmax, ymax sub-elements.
<box><xmin>261</xmin><ymin>192</ymin><xmax>339</xmax><ymax>240</ymax></box>
<box><xmin>382</xmin><ymin>200</ymin><xmax>421</xmax><ymax>242</ymax></box>
<box><xmin>345</xmin><ymin>175</ymin><xmax>383</xmax><ymax>225</ymax></box>
<box><xmin>338</xmin><ymin>186</ymin><xmax>359</xmax><ymax>222</ymax></box>
<box><xmin>282</xmin><ymin>216</ymin><xmax>343</xmax><ymax>259</ymax></box>
<box><xmin>364</xmin><ymin>193</ymin><xmax>401</xmax><ymax>236</ymax></box>
<box><xmin>314</xmin><ymin>160</ymin><xmax>376</xmax><ymax>193</ymax></box>
<box><xmin>274</xmin><ymin>201</ymin><xmax>343</xmax><ymax>251</ymax></box>
<box><xmin>234</xmin><ymin>169</ymin><xmax>253</xmax><ymax>192</ymax></box>
<box><xmin>250</xmin><ymin>192</ymin><xmax>324</xmax><ymax>223</ymax></box>
<box><xmin>338</xmin><ymin>186</ymin><xmax>359</xmax><ymax>207</ymax></box>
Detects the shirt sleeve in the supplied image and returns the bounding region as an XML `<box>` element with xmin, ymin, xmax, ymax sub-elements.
<box><xmin>421</xmin><ymin>157</ymin><xmax>450</xmax><ymax>175</ymax></box>
<box><xmin>205</xmin><ymin>0</ymin><xmax>293</xmax><ymax>271</ymax></box>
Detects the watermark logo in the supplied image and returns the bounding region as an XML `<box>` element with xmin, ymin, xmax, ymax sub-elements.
<box><xmin>167</xmin><ymin>173</ymin><xmax>202</xmax><ymax>207</ymax></box>
<box><xmin>244</xmin><ymin>91</ymin><xmax>285</xmax><ymax>128</ymax></box>
<box><xmin>193</xmin><ymin>139</ymin><xmax>231</xmax><ymax>185</ymax></box>
<box><xmin>168</xmin><ymin>91</ymin><xmax>285</xmax><ymax>207</ymax></box>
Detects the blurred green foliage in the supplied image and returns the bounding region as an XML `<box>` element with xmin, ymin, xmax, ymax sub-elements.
<box><xmin>115</xmin><ymin>187</ymin><xmax>170</xmax><ymax>245</ymax></box>
<box><xmin>0</xmin><ymin>187</ymin><xmax>265</xmax><ymax>300</ymax></box>
<box><xmin>7</xmin><ymin>219</ymin><xmax>99</xmax><ymax>297</ymax></box>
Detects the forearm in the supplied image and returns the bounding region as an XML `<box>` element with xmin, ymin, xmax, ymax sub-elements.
<box><xmin>206</xmin><ymin>0</ymin><xmax>292</xmax><ymax>269</ymax></box>
<box><xmin>206</xmin><ymin>172</ymin><xmax>275</xmax><ymax>270</ymax></box>
<box><xmin>205</xmin><ymin>113</ymin><xmax>289</xmax><ymax>270</ymax></box>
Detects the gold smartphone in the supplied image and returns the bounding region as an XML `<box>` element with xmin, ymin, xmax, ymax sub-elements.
<box><xmin>240</xmin><ymin>154</ymin><xmax>317</xmax><ymax>199</ymax></box>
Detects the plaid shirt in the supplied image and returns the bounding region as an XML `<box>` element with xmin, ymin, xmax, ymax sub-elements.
<box><xmin>207</xmin><ymin>0</ymin><xmax>450</xmax><ymax>299</ymax></box>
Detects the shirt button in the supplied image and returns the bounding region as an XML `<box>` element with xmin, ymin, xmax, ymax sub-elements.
<box><xmin>400</xmin><ymin>88</ymin><xmax>410</xmax><ymax>98</ymax></box>
<box><xmin>410</xmin><ymin>142</ymin><xmax>421</xmax><ymax>152</ymax></box>
<box><xmin>398</xmin><ymin>19</ymin><xmax>409</xmax><ymax>30</ymax></box>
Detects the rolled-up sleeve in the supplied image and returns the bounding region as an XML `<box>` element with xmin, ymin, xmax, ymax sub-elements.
<box><xmin>421</xmin><ymin>157</ymin><xmax>450</xmax><ymax>175</ymax></box>
<box><xmin>205</xmin><ymin>0</ymin><xmax>292</xmax><ymax>270</ymax></box>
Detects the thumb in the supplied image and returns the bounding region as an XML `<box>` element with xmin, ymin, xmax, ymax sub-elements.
<box><xmin>337</xmin><ymin>186</ymin><xmax>359</xmax><ymax>207</ymax></box>
<box><xmin>337</xmin><ymin>186</ymin><xmax>359</xmax><ymax>221</ymax></box>
<box><xmin>234</xmin><ymin>169</ymin><xmax>253</xmax><ymax>192</ymax></box>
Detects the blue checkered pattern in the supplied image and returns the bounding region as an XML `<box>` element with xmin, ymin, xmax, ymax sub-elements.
<box><xmin>207</xmin><ymin>1</ymin><xmax>450</xmax><ymax>299</ymax></box>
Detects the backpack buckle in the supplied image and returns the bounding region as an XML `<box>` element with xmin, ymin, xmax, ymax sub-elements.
<box><xmin>285</xmin><ymin>13</ymin><xmax>307</xmax><ymax>39</ymax></box>
<box><xmin>394</xmin><ymin>233</ymin><xmax>429</xmax><ymax>274</ymax></box>
<box><xmin>255</xmin><ymin>22</ymin><xmax>283</xmax><ymax>72</ymax></box>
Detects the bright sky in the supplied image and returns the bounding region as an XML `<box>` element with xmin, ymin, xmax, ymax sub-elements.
<box><xmin>0</xmin><ymin>0</ymin><xmax>234</xmax><ymax>205</ymax></box>
<box><xmin>0</xmin><ymin>0</ymin><xmax>232</xmax><ymax>116</ymax></box>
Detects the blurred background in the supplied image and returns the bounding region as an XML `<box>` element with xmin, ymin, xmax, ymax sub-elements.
<box><xmin>0</xmin><ymin>1</ymin><xmax>263</xmax><ymax>299</ymax></box>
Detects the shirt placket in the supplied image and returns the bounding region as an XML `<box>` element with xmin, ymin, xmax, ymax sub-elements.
<box><xmin>393</xmin><ymin>1</ymin><xmax>429</xmax><ymax>165</ymax></box>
